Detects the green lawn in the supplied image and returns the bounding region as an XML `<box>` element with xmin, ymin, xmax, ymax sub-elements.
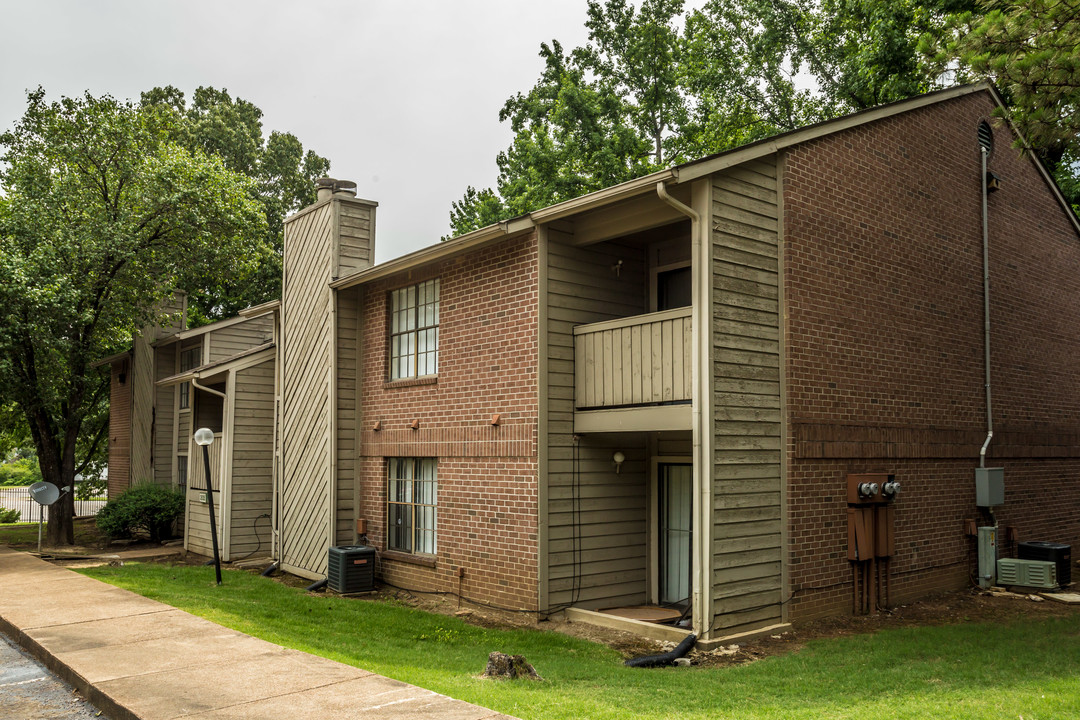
<box><xmin>80</xmin><ymin>563</ymin><xmax>1080</xmax><ymax>720</ymax></box>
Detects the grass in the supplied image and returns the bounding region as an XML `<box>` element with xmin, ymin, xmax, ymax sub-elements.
<box><xmin>0</xmin><ymin>517</ymin><xmax>108</xmax><ymax>548</ymax></box>
<box><xmin>78</xmin><ymin>562</ymin><xmax>1080</xmax><ymax>720</ymax></box>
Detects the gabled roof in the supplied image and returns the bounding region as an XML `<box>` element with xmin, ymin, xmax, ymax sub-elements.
<box><xmin>156</xmin><ymin>343</ymin><xmax>275</xmax><ymax>386</ymax></box>
<box><xmin>332</xmin><ymin>81</ymin><xmax>1079</xmax><ymax>291</ymax></box>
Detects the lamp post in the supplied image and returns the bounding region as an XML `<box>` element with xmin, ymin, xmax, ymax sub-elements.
<box><xmin>194</xmin><ymin>427</ymin><xmax>222</xmax><ymax>585</ymax></box>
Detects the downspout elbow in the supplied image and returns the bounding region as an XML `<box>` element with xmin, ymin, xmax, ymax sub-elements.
<box><xmin>190</xmin><ymin>377</ymin><xmax>227</xmax><ymax>400</ymax></box>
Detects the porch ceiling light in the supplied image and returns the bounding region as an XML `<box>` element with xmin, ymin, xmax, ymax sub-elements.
<box><xmin>194</xmin><ymin>427</ymin><xmax>215</xmax><ymax>446</ymax></box>
<box><xmin>613</xmin><ymin>451</ymin><xmax>626</xmax><ymax>474</ymax></box>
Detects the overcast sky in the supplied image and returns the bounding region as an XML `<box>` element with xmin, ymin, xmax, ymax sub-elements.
<box><xmin>0</xmin><ymin>0</ymin><xmax>706</xmax><ymax>264</ymax></box>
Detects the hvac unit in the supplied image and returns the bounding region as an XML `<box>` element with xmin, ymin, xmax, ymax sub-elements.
<box><xmin>996</xmin><ymin>558</ymin><xmax>1057</xmax><ymax>589</ymax></box>
<box><xmin>1018</xmin><ymin>542</ymin><xmax>1071</xmax><ymax>586</ymax></box>
<box><xmin>327</xmin><ymin>545</ymin><xmax>376</xmax><ymax>593</ymax></box>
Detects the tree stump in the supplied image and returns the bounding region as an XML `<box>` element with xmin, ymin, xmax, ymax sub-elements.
<box><xmin>481</xmin><ymin>651</ymin><xmax>542</xmax><ymax>680</ymax></box>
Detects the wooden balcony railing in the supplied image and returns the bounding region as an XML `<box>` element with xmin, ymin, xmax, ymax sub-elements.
<box><xmin>574</xmin><ymin>307</ymin><xmax>692</xmax><ymax>409</ymax></box>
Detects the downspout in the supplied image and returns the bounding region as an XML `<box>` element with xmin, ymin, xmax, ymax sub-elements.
<box><xmin>655</xmin><ymin>181</ymin><xmax>707</xmax><ymax>638</ymax></box>
<box><xmin>980</xmin><ymin>146</ymin><xmax>993</xmax><ymax>468</ymax></box>
<box><xmin>190</xmin><ymin>377</ymin><xmax>227</xmax><ymax>400</ymax></box>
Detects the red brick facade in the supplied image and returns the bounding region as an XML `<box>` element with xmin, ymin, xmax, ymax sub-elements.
<box><xmin>783</xmin><ymin>92</ymin><xmax>1080</xmax><ymax>619</ymax></box>
<box><xmin>354</xmin><ymin>234</ymin><xmax>540</xmax><ymax>613</ymax></box>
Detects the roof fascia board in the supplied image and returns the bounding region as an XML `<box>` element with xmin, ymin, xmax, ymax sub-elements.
<box><xmin>156</xmin><ymin>314</ymin><xmax>254</xmax><ymax>346</ymax></box>
<box><xmin>675</xmin><ymin>83</ymin><xmax>990</xmax><ymax>184</ymax></box>
<box><xmin>332</xmin><ymin>222</ymin><xmax>530</xmax><ymax>290</ymax></box>
<box><xmin>239</xmin><ymin>299</ymin><xmax>281</xmax><ymax>318</ymax></box>
<box><xmin>529</xmin><ymin>169</ymin><xmax>677</xmax><ymax>223</ymax></box>
<box><xmin>156</xmin><ymin>345</ymin><xmax>275</xmax><ymax>386</ymax></box>
<box><xmin>333</xmin><ymin>171</ymin><xmax>676</xmax><ymax>290</ymax></box>
<box><xmin>90</xmin><ymin>349</ymin><xmax>132</xmax><ymax>368</ymax></box>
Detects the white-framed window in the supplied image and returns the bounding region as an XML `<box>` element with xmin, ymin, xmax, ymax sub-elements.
<box><xmin>389</xmin><ymin>279</ymin><xmax>439</xmax><ymax>380</ymax></box>
<box><xmin>179</xmin><ymin>347</ymin><xmax>201</xmax><ymax>409</ymax></box>
<box><xmin>387</xmin><ymin>457</ymin><xmax>437</xmax><ymax>554</ymax></box>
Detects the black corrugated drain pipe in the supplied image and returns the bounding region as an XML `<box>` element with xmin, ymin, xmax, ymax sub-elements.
<box><xmin>624</xmin><ymin>633</ymin><xmax>697</xmax><ymax>668</ymax></box>
<box><xmin>305</xmin><ymin>578</ymin><xmax>328</xmax><ymax>593</ymax></box>
<box><xmin>260</xmin><ymin>561</ymin><xmax>280</xmax><ymax>577</ymax></box>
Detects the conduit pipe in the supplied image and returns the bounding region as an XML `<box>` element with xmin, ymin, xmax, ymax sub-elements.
<box><xmin>656</xmin><ymin>181</ymin><xmax>707</xmax><ymax>638</ymax></box>
<box><xmin>980</xmin><ymin>145</ymin><xmax>993</xmax><ymax>467</ymax></box>
<box><xmin>624</xmin><ymin>633</ymin><xmax>698</xmax><ymax>668</ymax></box>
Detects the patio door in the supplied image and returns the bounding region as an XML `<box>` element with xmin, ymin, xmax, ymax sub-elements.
<box><xmin>659</xmin><ymin>463</ymin><xmax>692</xmax><ymax>606</ymax></box>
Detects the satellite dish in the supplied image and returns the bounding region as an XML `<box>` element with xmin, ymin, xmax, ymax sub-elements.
<box><xmin>29</xmin><ymin>481</ymin><xmax>60</xmax><ymax>506</ymax></box>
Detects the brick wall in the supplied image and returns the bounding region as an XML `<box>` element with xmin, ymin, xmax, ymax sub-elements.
<box><xmin>355</xmin><ymin>233</ymin><xmax>540</xmax><ymax>613</ymax></box>
<box><xmin>783</xmin><ymin>91</ymin><xmax>1080</xmax><ymax>620</ymax></box>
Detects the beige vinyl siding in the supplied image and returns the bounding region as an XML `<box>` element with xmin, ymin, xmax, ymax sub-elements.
<box><xmin>335</xmin><ymin>203</ymin><xmax>375</xmax><ymax>278</ymax></box>
<box><xmin>153</xmin><ymin>346</ymin><xmax>177</xmax><ymax>485</ymax></box>
<box><xmin>334</xmin><ymin>287</ymin><xmax>360</xmax><ymax>544</ymax></box>
<box><xmin>228</xmin><ymin>360</ymin><xmax>276</xmax><ymax>558</ymax></box>
<box><xmin>281</xmin><ymin>202</ymin><xmax>334</xmax><ymax>576</ymax></box>
<box><xmin>206</xmin><ymin>315</ymin><xmax>274</xmax><ymax>363</ymax></box>
<box><xmin>129</xmin><ymin>334</ymin><xmax>155</xmax><ymax>484</ymax></box>
<box><xmin>176</xmin><ymin>338</ymin><xmax>200</xmax><ymax>457</ymax></box>
<box><xmin>710</xmin><ymin>156</ymin><xmax>784</xmax><ymax>634</ymax></box>
<box><xmin>185</xmin><ymin>433</ymin><xmax>223</xmax><ymax>557</ymax></box>
<box><xmin>107</xmin><ymin>359</ymin><xmax>132</xmax><ymax>497</ymax></box>
<box><xmin>545</xmin><ymin>229</ymin><xmax>650</xmax><ymax>610</ymax></box>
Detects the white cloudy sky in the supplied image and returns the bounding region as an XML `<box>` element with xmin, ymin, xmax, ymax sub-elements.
<box><xmin>0</xmin><ymin>0</ymin><xmax>704</xmax><ymax>264</ymax></box>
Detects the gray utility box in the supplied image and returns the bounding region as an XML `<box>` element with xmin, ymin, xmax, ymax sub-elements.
<box><xmin>997</xmin><ymin>558</ymin><xmax>1057</xmax><ymax>589</ymax></box>
<box><xmin>977</xmin><ymin>526</ymin><xmax>997</xmax><ymax>588</ymax></box>
<box><xmin>327</xmin><ymin>545</ymin><xmax>376</xmax><ymax>594</ymax></box>
<box><xmin>975</xmin><ymin>467</ymin><xmax>1004</xmax><ymax>507</ymax></box>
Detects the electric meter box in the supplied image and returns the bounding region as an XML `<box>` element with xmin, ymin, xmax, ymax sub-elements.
<box><xmin>975</xmin><ymin>467</ymin><xmax>1004</xmax><ymax>507</ymax></box>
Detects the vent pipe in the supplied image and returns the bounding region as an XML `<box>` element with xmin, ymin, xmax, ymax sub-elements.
<box><xmin>315</xmin><ymin>177</ymin><xmax>358</xmax><ymax>201</ymax></box>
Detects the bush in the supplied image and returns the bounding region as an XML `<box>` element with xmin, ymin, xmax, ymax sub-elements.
<box><xmin>0</xmin><ymin>455</ymin><xmax>43</xmax><ymax>486</ymax></box>
<box><xmin>96</xmin><ymin>482</ymin><xmax>184</xmax><ymax>542</ymax></box>
<box><xmin>0</xmin><ymin>508</ymin><xmax>21</xmax><ymax>523</ymax></box>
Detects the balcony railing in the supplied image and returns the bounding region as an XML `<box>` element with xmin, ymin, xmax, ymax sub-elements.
<box><xmin>574</xmin><ymin>307</ymin><xmax>692</xmax><ymax>410</ymax></box>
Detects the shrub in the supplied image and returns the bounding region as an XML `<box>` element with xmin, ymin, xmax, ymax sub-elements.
<box><xmin>96</xmin><ymin>482</ymin><xmax>184</xmax><ymax>542</ymax></box>
<box><xmin>0</xmin><ymin>455</ymin><xmax>43</xmax><ymax>486</ymax></box>
<box><xmin>0</xmin><ymin>508</ymin><xmax>21</xmax><ymax>523</ymax></box>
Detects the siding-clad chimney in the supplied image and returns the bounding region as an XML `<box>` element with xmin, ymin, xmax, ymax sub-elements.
<box><xmin>278</xmin><ymin>179</ymin><xmax>376</xmax><ymax>577</ymax></box>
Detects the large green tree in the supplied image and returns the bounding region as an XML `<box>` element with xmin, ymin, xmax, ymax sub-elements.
<box><xmin>139</xmin><ymin>86</ymin><xmax>330</xmax><ymax>322</ymax></box>
<box><xmin>0</xmin><ymin>89</ymin><xmax>266</xmax><ymax>544</ymax></box>
<box><xmin>447</xmin><ymin>0</ymin><xmax>973</xmax><ymax>238</ymax></box>
<box><xmin>935</xmin><ymin>0</ymin><xmax>1080</xmax><ymax>208</ymax></box>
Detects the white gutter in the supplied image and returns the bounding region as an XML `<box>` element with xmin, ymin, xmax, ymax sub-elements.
<box><xmin>190</xmin><ymin>377</ymin><xmax>227</xmax><ymax>400</ymax></box>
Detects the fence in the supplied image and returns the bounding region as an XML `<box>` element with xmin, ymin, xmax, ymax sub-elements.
<box><xmin>0</xmin><ymin>485</ymin><xmax>107</xmax><ymax>522</ymax></box>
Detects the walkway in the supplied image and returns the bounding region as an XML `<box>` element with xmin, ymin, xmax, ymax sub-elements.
<box><xmin>0</xmin><ymin>548</ymin><xmax>517</xmax><ymax>720</ymax></box>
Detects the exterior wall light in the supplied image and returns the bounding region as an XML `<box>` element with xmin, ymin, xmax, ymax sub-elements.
<box><xmin>613</xmin><ymin>451</ymin><xmax>626</xmax><ymax>474</ymax></box>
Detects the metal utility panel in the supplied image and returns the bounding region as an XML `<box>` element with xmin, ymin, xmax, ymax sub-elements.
<box><xmin>975</xmin><ymin>467</ymin><xmax>1004</xmax><ymax>507</ymax></box>
<box><xmin>997</xmin><ymin>558</ymin><xmax>1057</xmax><ymax>589</ymax></box>
<box><xmin>977</xmin><ymin>526</ymin><xmax>997</xmax><ymax>589</ymax></box>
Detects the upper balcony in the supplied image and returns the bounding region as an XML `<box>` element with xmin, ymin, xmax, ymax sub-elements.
<box><xmin>573</xmin><ymin>307</ymin><xmax>692</xmax><ymax>433</ymax></box>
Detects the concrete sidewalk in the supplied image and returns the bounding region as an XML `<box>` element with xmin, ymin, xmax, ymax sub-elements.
<box><xmin>0</xmin><ymin>548</ymin><xmax>517</xmax><ymax>720</ymax></box>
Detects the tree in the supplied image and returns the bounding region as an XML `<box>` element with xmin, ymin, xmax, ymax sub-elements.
<box><xmin>140</xmin><ymin>86</ymin><xmax>330</xmax><ymax>322</ymax></box>
<box><xmin>0</xmin><ymin>89</ymin><xmax>266</xmax><ymax>544</ymax></box>
<box><xmin>448</xmin><ymin>0</ymin><xmax>973</xmax><ymax>237</ymax></box>
<box><xmin>945</xmin><ymin>0</ymin><xmax>1080</xmax><ymax>204</ymax></box>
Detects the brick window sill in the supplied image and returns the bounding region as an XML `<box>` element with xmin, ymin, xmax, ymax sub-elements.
<box><xmin>383</xmin><ymin>375</ymin><xmax>438</xmax><ymax>390</ymax></box>
<box><xmin>381</xmin><ymin>549</ymin><xmax>437</xmax><ymax>568</ymax></box>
